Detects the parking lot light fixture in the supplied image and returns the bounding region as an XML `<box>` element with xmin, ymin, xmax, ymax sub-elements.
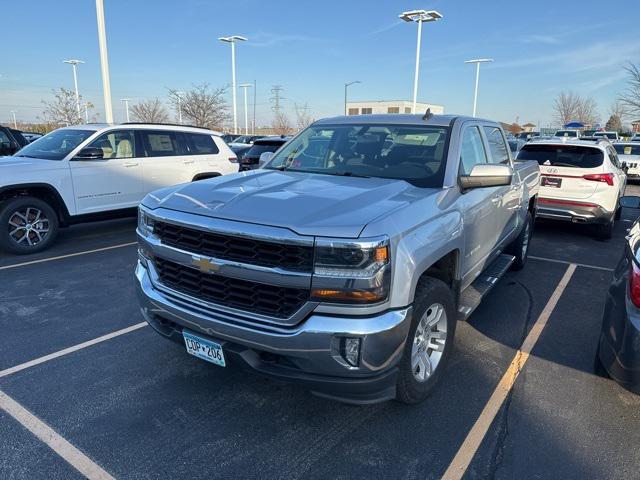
<box><xmin>399</xmin><ymin>10</ymin><xmax>443</xmax><ymax>114</ymax></box>
<box><xmin>121</xmin><ymin>98</ymin><xmax>131</xmax><ymax>122</ymax></box>
<box><xmin>464</xmin><ymin>58</ymin><xmax>494</xmax><ymax>117</ymax></box>
<box><xmin>219</xmin><ymin>35</ymin><xmax>248</xmax><ymax>135</ymax></box>
<box><xmin>10</xmin><ymin>110</ymin><xmax>17</xmax><ymax>129</ymax></box>
<box><xmin>63</xmin><ymin>59</ymin><xmax>85</xmax><ymax>117</ymax></box>
<box><xmin>174</xmin><ymin>91</ymin><xmax>185</xmax><ymax>124</ymax></box>
<box><xmin>239</xmin><ymin>83</ymin><xmax>252</xmax><ymax>135</ymax></box>
<box><xmin>344</xmin><ymin>81</ymin><xmax>361</xmax><ymax>115</ymax></box>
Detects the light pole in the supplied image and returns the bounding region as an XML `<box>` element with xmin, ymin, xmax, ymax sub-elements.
<box><xmin>344</xmin><ymin>81</ymin><xmax>361</xmax><ymax>115</ymax></box>
<box><xmin>10</xmin><ymin>110</ymin><xmax>17</xmax><ymax>129</ymax></box>
<box><xmin>175</xmin><ymin>91</ymin><xmax>185</xmax><ymax>124</ymax></box>
<box><xmin>464</xmin><ymin>58</ymin><xmax>494</xmax><ymax>117</ymax></box>
<box><xmin>219</xmin><ymin>35</ymin><xmax>247</xmax><ymax>134</ymax></box>
<box><xmin>121</xmin><ymin>98</ymin><xmax>131</xmax><ymax>122</ymax></box>
<box><xmin>63</xmin><ymin>59</ymin><xmax>84</xmax><ymax>117</ymax></box>
<box><xmin>95</xmin><ymin>0</ymin><xmax>113</xmax><ymax>123</ymax></box>
<box><xmin>84</xmin><ymin>102</ymin><xmax>90</xmax><ymax>123</ymax></box>
<box><xmin>399</xmin><ymin>10</ymin><xmax>443</xmax><ymax>114</ymax></box>
<box><xmin>239</xmin><ymin>83</ymin><xmax>252</xmax><ymax>134</ymax></box>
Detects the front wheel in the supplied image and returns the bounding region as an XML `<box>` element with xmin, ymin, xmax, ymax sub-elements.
<box><xmin>396</xmin><ymin>277</ymin><xmax>456</xmax><ymax>404</ymax></box>
<box><xmin>0</xmin><ymin>197</ymin><xmax>59</xmax><ymax>254</ymax></box>
<box><xmin>506</xmin><ymin>212</ymin><xmax>532</xmax><ymax>270</ymax></box>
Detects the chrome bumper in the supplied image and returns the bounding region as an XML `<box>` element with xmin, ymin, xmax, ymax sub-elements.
<box><xmin>536</xmin><ymin>202</ymin><xmax>612</xmax><ymax>224</ymax></box>
<box><xmin>135</xmin><ymin>261</ymin><xmax>412</xmax><ymax>403</ymax></box>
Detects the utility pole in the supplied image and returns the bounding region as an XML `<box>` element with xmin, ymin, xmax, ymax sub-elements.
<box><xmin>253</xmin><ymin>80</ymin><xmax>257</xmax><ymax>135</ymax></box>
<box><xmin>344</xmin><ymin>81</ymin><xmax>361</xmax><ymax>115</ymax></box>
<box><xmin>10</xmin><ymin>110</ymin><xmax>17</xmax><ymax>129</ymax></box>
<box><xmin>63</xmin><ymin>59</ymin><xmax>85</xmax><ymax>118</ymax></box>
<box><xmin>239</xmin><ymin>84</ymin><xmax>252</xmax><ymax>135</ymax></box>
<box><xmin>270</xmin><ymin>85</ymin><xmax>284</xmax><ymax>115</ymax></box>
<box><xmin>464</xmin><ymin>58</ymin><xmax>494</xmax><ymax>117</ymax></box>
<box><xmin>121</xmin><ymin>98</ymin><xmax>131</xmax><ymax>122</ymax></box>
<box><xmin>84</xmin><ymin>103</ymin><xmax>89</xmax><ymax>123</ymax></box>
<box><xmin>219</xmin><ymin>35</ymin><xmax>248</xmax><ymax>134</ymax></box>
<box><xmin>95</xmin><ymin>0</ymin><xmax>113</xmax><ymax>123</ymax></box>
<box><xmin>175</xmin><ymin>91</ymin><xmax>185</xmax><ymax>124</ymax></box>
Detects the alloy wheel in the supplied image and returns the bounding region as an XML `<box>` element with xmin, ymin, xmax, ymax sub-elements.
<box><xmin>411</xmin><ymin>303</ymin><xmax>448</xmax><ymax>382</ymax></box>
<box><xmin>8</xmin><ymin>207</ymin><xmax>50</xmax><ymax>247</ymax></box>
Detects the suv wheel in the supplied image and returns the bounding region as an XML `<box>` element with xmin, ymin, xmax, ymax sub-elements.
<box><xmin>0</xmin><ymin>197</ymin><xmax>59</xmax><ymax>254</ymax></box>
<box><xmin>396</xmin><ymin>277</ymin><xmax>456</xmax><ymax>404</ymax></box>
<box><xmin>595</xmin><ymin>217</ymin><xmax>614</xmax><ymax>240</ymax></box>
<box><xmin>506</xmin><ymin>212</ymin><xmax>532</xmax><ymax>270</ymax></box>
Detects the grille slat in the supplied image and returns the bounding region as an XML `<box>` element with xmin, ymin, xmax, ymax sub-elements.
<box><xmin>154</xmin><ymin>221</ymin><xmax>313</xmax><ymax>272</ymax></box>
<box><xmin>155</xmin><ymin>258</ymin><xmax>309</xmax><ymax>319</ymax></box>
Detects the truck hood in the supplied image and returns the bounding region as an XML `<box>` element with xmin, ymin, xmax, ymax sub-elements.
<box><xmin>143</xmin><ymin>170</ymin><xmax>432</xmax><ymax>237</ymax></box>
<box><xmin>0</xmin><ymin>156</ymin><xmax>67</xmax><ymax>173</ymax></box>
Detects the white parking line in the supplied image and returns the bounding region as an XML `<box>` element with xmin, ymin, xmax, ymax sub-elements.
<box><xmin>0</xmin><ymin>242</ymin><xmax>137</xmax><ymax>271</ymax></box>
<box><xmin>0</xmin><ymin>389</ymin><xmax>114</xmax><ymax>480</ymax></box>
<box><xmin>0</xmin><ymin>322</ymin><xmax>147</xmax><ymax>379</ymax></box>
<box><xmin>441</xmin><ymin>264</ymin><xmax>577</xmax><ymax>480</ymax></box>
<box><xmin>529</xmin><ymin>255</ymin><xmax>614</xmax><ymax>272</ymax></box>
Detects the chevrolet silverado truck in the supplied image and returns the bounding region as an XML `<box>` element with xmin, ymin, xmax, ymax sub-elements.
<box><xmin>135</xmin><ymin>114</ymin><xmax>539</xmax><ymax>404</ymax></box>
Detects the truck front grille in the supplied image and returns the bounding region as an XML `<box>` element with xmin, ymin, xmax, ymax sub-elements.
<box><xmin>154</xmin><ymin>257</ymin><xmax>309</xmax><ymax>319</ymax></box>
<box><xmin>154</xmin><ymin>221</ymin><xmax>313</xmax><ymax>272</ymax></box>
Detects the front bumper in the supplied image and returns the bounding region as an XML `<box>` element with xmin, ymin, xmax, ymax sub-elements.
<box><xmin>135</xmin><ymin>261</ymin><xmax>412</xmax><ymax>404</ymax></box>
<box><xmin>536</xmin><ymin>199</ymin><xmax>612</xmax><ymax>224</ymax></box>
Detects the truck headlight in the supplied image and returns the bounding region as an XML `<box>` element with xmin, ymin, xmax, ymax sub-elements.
<box><xmin>311</xmin><ymin>237</ymin><xmax>390</xmax><ymax>304</ymax></box>
<box><xmin>137</xmin><ymin>208</ymin><xmax>155</xmax><ymax>237</ymax></box>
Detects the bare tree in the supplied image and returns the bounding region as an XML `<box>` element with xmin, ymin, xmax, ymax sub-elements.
<box><xmin>130</xmin><ymin>99</ymin><xmax>169</xmax><ymax>123</ymax></box>
<box><xmin>42</xmin><ymin>88</ymin><xmax>91</xmax><ymax>126</ymax></box>
<box><xmin>620</xmin><ymin>62</ymin><xmax>640</xmax><ymax>116</ymax></box>
<box><xmin>575</xmin><ymin>96</ymin><xmax>599</xmax><ymax>127</ymax></box>
<box><xmin>605</xmin><ymin>114</ymin><xmax>623</xmax><ymax>132</ymax></box>
<box><xmin>272</xmin><ymin>112</ymin><xmax>292</xmax><ymax>135</ymax></box>
<box><xmin>553</xmin><ymin>91</ymin><xmax>581</xmax><ymax>127</ymax></box>
<box><xmin>167</xmin><ymin>83</ymin><xmax>229</xmax><ymax>129</ymax></box>
<box><xmin>294</xmin><ymin>103</ymin><xmax>313</xmax><ymax>130</ymax></box>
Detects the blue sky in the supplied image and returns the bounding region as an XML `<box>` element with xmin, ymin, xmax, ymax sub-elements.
<box><xmin>2</xmin><ymin>0</ymin><xmax>639</xmax><ymax>128</ymax></box>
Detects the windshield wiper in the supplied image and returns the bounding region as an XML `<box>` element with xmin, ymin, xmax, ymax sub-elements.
<box><xmin>335</xmin><ymin>171</ymin><xmax>370</xmax><ymax>178</ymax></box>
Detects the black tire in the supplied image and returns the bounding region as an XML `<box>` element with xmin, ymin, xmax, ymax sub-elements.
<box><xmin>615</xmin><ymin>204</ymin><xmax>622</xmax><ymax>221</ymax></box>
<box><xmin>593</xmin><ymin>342</ymin><xmax>610</xmax><ymax>378</ymax></box>
<box><xmin>595</xmin><ymin>217</ymin><xmax>614</xmax><ymax>240</ymax></box>
<box><xmin>0</xmin><ymin>196</ymin><xmax>59</xmax><ymax>254</ymax></box>
<box><xmin>396</xmin><ymin>277</ymin><xmax>456</xmax><ymax>405</ymax></box>
<box><xmin>506</xmin><ymin>212</ymin><xmax>532</xmax><ymax>271</ymax></box>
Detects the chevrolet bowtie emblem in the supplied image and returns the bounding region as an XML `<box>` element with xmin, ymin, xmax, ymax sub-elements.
<box><xmin>192</xmin><ymin>256</ymin><xmax>220</xmax><ymax>274</ymax></box>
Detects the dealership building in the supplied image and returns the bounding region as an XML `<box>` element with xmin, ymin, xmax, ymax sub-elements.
<box><xmin>346</xmin><ymin>100</ymin><xmax>444</xmax><ymax>116</ymax></box>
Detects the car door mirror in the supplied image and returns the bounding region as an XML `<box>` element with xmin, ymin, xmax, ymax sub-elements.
<box><xmin>74</xmin><ymin>147</ymin><xmax>104</xmax><ymax>160</ymax></box>
<box><xmin>620</xmin><ymin>196</ymin><xmax>640</xmax><ymax>209</ymax></box>
<box><xmin>259</xmin><ymin>151</ymin><xmax>274</xmax><ymax>168</ymax></box>
<box><xmin>459</xmin><ymin>164</ymin><xmax>513</xmax><ymax>190</ymax></box>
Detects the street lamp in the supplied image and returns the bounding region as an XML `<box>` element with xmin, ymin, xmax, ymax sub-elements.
<box><xmin>464</xmin><ymin>58</ymin><xmax>494</xmax><ymax>117</ymax></box>
<box><xmin>121</xmin><ymin>98</ymin><xmax>131</xmax><ymax>122</ymax></box>
<box><xmin>344</xmin><ymin>81</ymin><xmax>361</xmax><ymax>115</ymax></box>
<box><xmin>10</xmin><ymin>110</ymin><xmax>17</xmax><ymax>129</ymax></box>
<box><xmin>174</xmin><ymin>91</ymin><xmax>185</xmax><ymax>124</ymax></box>
<box><xmin>399</xmin><ymin>10</ymin><xmax>443</xmax><ymax>114</ymax></box>
<box><xmin>238</xmin><ymin>83</ymin><xmax>252</xmax><ymax>134</ymax></box>
<box><xmin>95</xmin><ymin>0</ymin><xmax>113</xmax><ymax>123</ymax></box>
<box><xmin>63</xmin><ymin>59</ymin><xmax>85</xmax><ymax>117</ymax></box>
<box><xmin>83</xmin><ymin>102</ymin><xmax>90</xmax><ymax>123</ymax></box>
<box><xmin>219</xmin><ymin>35</ymin><xmax>247</xmax><ymax>134</ymax></box>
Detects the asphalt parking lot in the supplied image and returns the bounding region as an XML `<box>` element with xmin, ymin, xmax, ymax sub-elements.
<box><xmin>2</xmin><ymin>188</ymin><xmax>640</xmax><ymax>480</ymax></box>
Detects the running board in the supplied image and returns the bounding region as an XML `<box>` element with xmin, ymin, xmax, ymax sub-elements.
<box><xmin>458</xmin><ymin>254</ymin><xmax>515</xmax><ymax>321</ymax></box>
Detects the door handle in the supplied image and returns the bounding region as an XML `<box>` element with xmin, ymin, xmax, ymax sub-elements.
<box><xmin>123</xmin><ymin>162</ymin><xmax>139</xmax><ymax>167</ymax></box>
<box><xmin>183</xmin><ymin>160</ymin><xmax>195</xmax><ymax>165</ymax></box>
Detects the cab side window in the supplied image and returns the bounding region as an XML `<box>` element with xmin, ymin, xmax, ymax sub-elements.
<box><xmin>87</xmin><ymin>130</ymin><xmax>136</xmax><ymax>159</ymax></box>
<box><xmin>460</xmin><ymin>126</ymin><xmax>488</xmax><ymax>175</ymax></box>
<box><xmin>483</xmin><ymin>126</ymin><xmax>510</xmax><ymax>164</ymax></box>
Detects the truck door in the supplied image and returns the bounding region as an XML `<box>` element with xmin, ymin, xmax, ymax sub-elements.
<box><xmin>457</xmin><ymin>125</ymin><xmax>499</xmax><ymax>288</ymax></box>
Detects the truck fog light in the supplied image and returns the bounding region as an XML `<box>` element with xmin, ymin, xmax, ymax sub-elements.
<box><xmin>343</xmin><ymin>338</ymin><xmax>361</xmax><ymax>367</ymax></box>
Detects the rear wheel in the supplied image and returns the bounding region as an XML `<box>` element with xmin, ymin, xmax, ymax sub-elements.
<box><xmin>595</xmin><ymin>217</ymin><xmax>614</xmax><ymax>240</ymax></box>
<box><xmin>593</xmin><ymin>341</ymin><xmax>610</xmax><ymax>378</ymax></box>
<box><xmin>0</xmin><ymin>197</ymin><xmax>59</xmax><ymax>254</ymax></box>
<box><xmin>396</xmin><ymin>277</ymin><xmax>456</xmax><ymax>404</ymax></box>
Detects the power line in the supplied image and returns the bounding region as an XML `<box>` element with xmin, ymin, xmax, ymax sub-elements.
<box><xmin>270</xmin><ymin>85</ymin><xmax>285</xmax><ymax>114</ymax></box>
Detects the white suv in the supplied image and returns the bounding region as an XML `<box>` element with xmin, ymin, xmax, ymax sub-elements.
<box><xmin>0</xmin><ymin>123</ymin><xmax>238</xmax><ymax>254</ymax></box>
<box><xmin>517</xmin><ymin>138</ymin><xmax>627</xmax><ymax>238</ymax></box>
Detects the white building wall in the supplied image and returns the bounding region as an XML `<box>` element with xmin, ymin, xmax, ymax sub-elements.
<box><xmin>346</xmin><ymin>100</ymin><xmax>444</xmax><ymax>116</ymax></box>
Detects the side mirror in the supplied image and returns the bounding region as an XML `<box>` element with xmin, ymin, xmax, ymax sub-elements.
<box><xmin>620</xmin><ymin>196</ymin><xmax>640</xmax><ymax>209</ymax></box>
<box><xmin>259</xmin><ymin>151</ymin><xmax>274</xmax><ymax>168</ymax></box>
<box><xmin>460</xmin><ymin>164</ymin><xmax>513</xmax><ymax>190</ymax></box>
<box><xmin>75</xmin><ymin>147</ymin><xmax>104</xmax><ymax>160</ymax></box>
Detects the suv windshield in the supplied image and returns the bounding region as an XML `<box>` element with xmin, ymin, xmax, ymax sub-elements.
<box><xmin>265</xmin><ymin>123</ymin><xmax>450</xmax><ymax>188</ymax></box>
<box><xmin>615</xmin><ymin>144</ymin><xmax>640</xmax><ymax>156</ymax></box>
<box><xmin>517</xmin><ymin>144</ymin><xmax>604</xmax><ymax>168</ymax></box>
<box><xmin>15</xmin><ymin>129</ymin><xmax>94</xmax><ymax>160</ymax></box>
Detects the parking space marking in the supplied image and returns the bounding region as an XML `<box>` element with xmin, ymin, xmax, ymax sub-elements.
<box><xmin>529</xmin><ymin>255</ymin><xmax>614</xmax><ymax>272</ymax></box>
<box><xmin>442</xmin><ymin>264</ymin><xmax>577</xmax><ymax>480</ymax></box>
<box><xmin>0</xmin><ymin>322</ymin><xmax>147</xmax><ymax>379</ymax></box>
<box><xmin>0</xmin><ymin>242</ymin><xmax>137</xmax><ymax>271</ymax></box>
<box><xmin>0</xmin><ymin>389</ymin><xmax>114</xmax><ymax>479</ymax></box>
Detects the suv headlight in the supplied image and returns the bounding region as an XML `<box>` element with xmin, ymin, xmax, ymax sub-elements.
<box><xmin>137</xmin><ymin>208</ymin><xmax>155</xmax><ymax>237</ymax></box>
<box><xmin>311</xmin><ymin>237</ymin><xmax>390</xmax><ymax>304</ymax></box>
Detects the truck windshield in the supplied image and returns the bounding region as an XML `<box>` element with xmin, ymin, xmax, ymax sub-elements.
<box><xmin>517</xmin><ymin>144</ymin><xmax>604</xmax><ymax>168</ymax></box>
<box><xmin>265</xmin><ymin>124</ymin><xmax>450</xmax><ymax>188</ymax></box>
<box><xmin>14</xmin><ymin>129</ymin><xmax>94</xmax><ymax>160</ymax></box>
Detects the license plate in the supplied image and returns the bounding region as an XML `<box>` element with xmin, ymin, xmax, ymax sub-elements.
<box><xmin>183</xmin><ymin>330</ymin><xmax>226</xmax><ymax>367</ymax></box>
<box><xmin>542</xmin><ymin>176</ymin><xmax>562</xmax><ymax>188</ymax></box>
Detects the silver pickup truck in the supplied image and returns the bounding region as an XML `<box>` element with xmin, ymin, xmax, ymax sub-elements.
<box><xmin>135</xmin><ymin>114</ymin><xmax>539</xmax><ymax>404</ymax></box>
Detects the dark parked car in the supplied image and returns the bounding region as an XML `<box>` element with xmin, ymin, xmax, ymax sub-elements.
<box><xmin>20</xmin><ymin>131</ymin><xmax>44</xmax><ymax>143</ymax></box>
<box><xmin>229</xmin><ymin>143</ymin><xmax>251</xmax><ymax>161</ymax></box>
<box><xmin>0</xmin><ymin>125</ymin><xmax>28</xmax><ymax>156</ymax></box>
<box><xmin>238</xmin><ymin>136</ymin><xmax>290</xmax><ymax>171</ymax></box>
<box><xmin>222</xmin><ymin>133</ymin><xmax>241</xmax><ymax>144</ymax></box>
<box><xmin>231</xmin><ymin>135</ymin><xmax>266</xmax><ymax>146</ymax></box>
<box><xmin>595</xmin><ymin>195</ymin><xmax>640</xmax><ymax>394</ymax></box>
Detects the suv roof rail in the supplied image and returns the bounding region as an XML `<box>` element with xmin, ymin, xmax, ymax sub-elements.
<box><xmin>121</xmin><ymin>122</ymin><xmax>214</xmax><ymax>131</ymax></box>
